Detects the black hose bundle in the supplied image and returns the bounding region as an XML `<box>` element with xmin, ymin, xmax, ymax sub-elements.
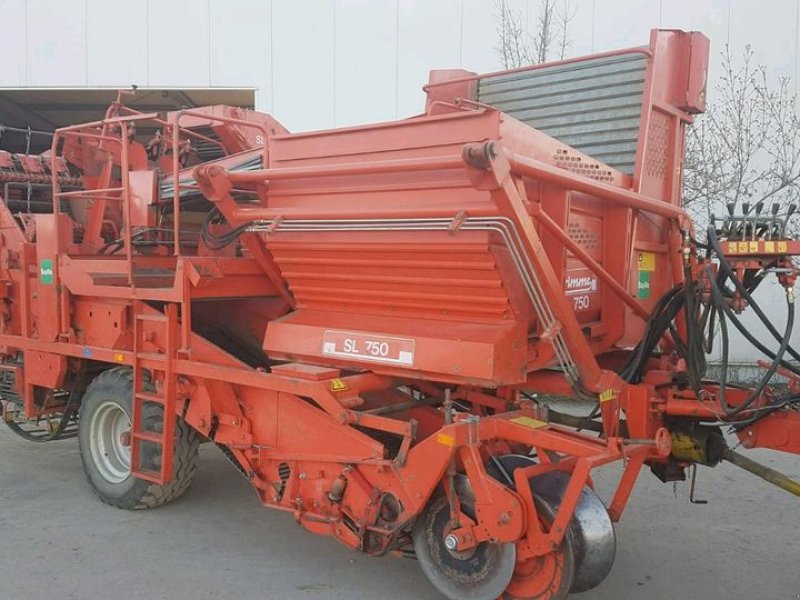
<box><xmin>201</xmin><ymin>207</ymin><xmax>253</xmax><ymax>250</ymax></box>
<box><xmin>621</xmin><ymin>223</ymin><xmax>799</xmax><ymax>424</ymax></box>
<box><xmin>619</xmin><ymin>284</ymin><xmax>687</xmax><ymax>383</ymax></box>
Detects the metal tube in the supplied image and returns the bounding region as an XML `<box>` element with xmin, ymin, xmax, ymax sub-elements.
<box><xmin>171</xmin><ymin>115</ymin><xmax>181</xmax><ymax>256</ymax></box>
<box><xmin>0</xmin><ymin>124</ymin><xmax>53</xmax><ymax>137</ymax></box>
<box><xmin>364</xmin><ymin>396</ymin><xmax>441</xmax><ymax>415</ymax></box>
<box><xmin>506</xmin><ymin>151</ymin><xmax>686</xmax><ymax>220</ymax></box>
<box><xmin>120</xmin><ymin>128</ymin><xmax>133</xmax><ymax>285</ymax></box>
<box><xmin>231</xmin><ymin>205</ymin><xmax>498</xmax><ymax>222</ymax></box>
<box><xmin>535</xmin><ymin>208</ymin><xmax>649</xmax><ymax>320</ymax></box>
<box><xmin>56</xmin><ymin>187</ymin><xmax>124</xmax><ymax>199</ymax></box>
<box><xmin>723</xmin><ymin>448</ymin><xmax>800</xmax><ymax>498</ymax></box>
<box><xmin>227</xmin><ymin>155</ymin><xmax>464</xmax><ymax>184</ymax></box>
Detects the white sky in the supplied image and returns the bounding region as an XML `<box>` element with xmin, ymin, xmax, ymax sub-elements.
<box><xmin>270</xmin><ymin>0</ymin><xmax>797</xmax><ymax>131</ymax></box>
<box><xmin>0</xmin><ymin>0</ymin><xmax>797</xmax><ymax>132</ymax></box>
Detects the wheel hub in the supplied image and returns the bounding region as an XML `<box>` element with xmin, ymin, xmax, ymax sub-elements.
<box><xmin>413</xmin><ymin>494</ymin><xmax>516</xmax><ymax>600</ymax></box>
<box><xmin>487</xmin><ymin>454</ymin><xmax>616</xmax><ymax>596</ymax></box>
<box><xmin>88</xmin><ymin>400</ymin><xmax>132</xmax><ymax>484</ymax></box>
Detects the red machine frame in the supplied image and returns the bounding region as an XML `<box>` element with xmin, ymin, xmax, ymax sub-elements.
<box><xmin>0</xmin><ymin>28</ymin><xmax>797</xmax><ymax>600</ymax></box>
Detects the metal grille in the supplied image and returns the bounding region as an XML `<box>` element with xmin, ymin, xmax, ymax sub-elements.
<box><xmin>477</xmin><ymin>53</ymin><xmax>648</xmax><ymax>174</ymax></box>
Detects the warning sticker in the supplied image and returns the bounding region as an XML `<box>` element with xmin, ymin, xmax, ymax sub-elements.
<box><xmin>637</xmin><ymin>252</ymin><xmax>656</xmax><ymax>272</ymax></box>
<box><xmin>510</xmin><ymin>416</ymin><xmax>548</xmax><ymax>430</ymax></box>
<box><xmin>436</xmin><ymin>433</ymin><xmax>456</xmax><ymax>447</ymax></box>
<box><xmin>330</xmin><ymin>378</ymin><xmax>348</xmax><ymax>392</ymax></box>
<box><xmin>599</xmin><ymin>388</ymin><xmax>618</xmax><ymax>402</ymax></box>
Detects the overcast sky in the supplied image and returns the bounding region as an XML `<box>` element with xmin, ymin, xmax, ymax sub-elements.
<box><xmin>271</xmin><ymin>0</ymin><xmax>799</xmax><ymax>130</ymax></box>
<box><xmin>0</xmin><ymin>0</ymin><xmax>797</xmax><ymax>131</ymax></box>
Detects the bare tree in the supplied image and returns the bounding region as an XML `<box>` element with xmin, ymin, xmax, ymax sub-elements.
<box><xmin>532</xmin><ymin>0</ymin><xmax>556</xmax><ymax>64</ymax></box>
<box><xmin>683</xmin><ymin>46</ymin><xmax>800</xmax><ymax>234</ymax></box>
<box><xmin>494</xmin><ymin>0</ymin><xmax>575</xmax><ymax>69</ymax></box>
<box><xmin>495</xmin><ymin>0</ymin><xmax>533</xmax><ymax>69</ymax></box>
<box><xmin>556</xmin><ymin>0</ymin><xmax>577</xmax><ymax>60</ymax></box>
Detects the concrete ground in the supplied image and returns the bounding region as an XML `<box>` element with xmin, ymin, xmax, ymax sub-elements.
<box><xmin>0</xmin><ymin>428</ymin><xmax>798</xmax><ymax>600</ymax></box>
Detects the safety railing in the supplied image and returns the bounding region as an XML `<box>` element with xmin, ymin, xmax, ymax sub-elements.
<box><xmin>170</xmin><ymin>109</ymin><xmax>271</xmax><ymax>257</ymax></box>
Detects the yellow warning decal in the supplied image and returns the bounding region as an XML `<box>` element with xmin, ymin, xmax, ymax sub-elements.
<box><xmin>511</xmin><ymin>416</ymin><xmax>548</xmax><ymax>430</ymax></box>
<box><xmin>638</xmin><ymin>252</ymin><xmax>656</xmax><ymax>272</ymax></box>
<box><xmin>738</xmin><ymin>241</ymin><xmax>749</xmax><ymax>253</ymax></box>
<box><xmin>749</xmin><ymin>241</ymin><xmax>759</xmax><ymax>253</ymax></box>
<box><xmin>778</xmin><ymin>241</ymin><xmax>788</xmax><ymax>253</ymax></box>
<box><xmin>436</xmin><ymin>433</ymin><xmax>456</xmax><ymax>447</ymax></box>
<box><xmin>599</xmin><ymin>388</ymin><xmax>618</xmax><ymax>402</ymax></box>
<box><xmin>330</xmin><ymin>378</ymin><xmax>348</xmax><ymax>392</ymax></box>
<box><xmin>764</xmin><ymin>241</ymin><xmax>775</xmax><ymax>253</ymax></box>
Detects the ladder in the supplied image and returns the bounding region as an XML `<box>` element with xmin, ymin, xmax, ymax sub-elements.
<box><xmin>130</xmin><ymin>301</ymin><xmax>178</xmax><ymax>485</ymax></box>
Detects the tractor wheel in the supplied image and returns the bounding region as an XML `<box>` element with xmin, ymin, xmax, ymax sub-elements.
<box><xmin>500</xmin><ymin>496</ymin><xmax>575</xmax><ymax>600</ymax></box>
<box><xmin>78</xmin><ymin>367</ymin><xmax>200</xmax><ymax>510</ymax></box>
<box><xmin>413</xmin><ymin>494</ymin><xmax>517</xmax><ymax>600</ymax></box>
<box><xmin>488</xmin><ymin>454</ymin><xmax>616</xmax><ymax>596</ymax></box>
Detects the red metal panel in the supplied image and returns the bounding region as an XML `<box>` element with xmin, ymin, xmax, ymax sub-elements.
<box><xmin>264</xmin><ymin>310</ymin><xmax>528</xmax><ymax>386</ymax></box>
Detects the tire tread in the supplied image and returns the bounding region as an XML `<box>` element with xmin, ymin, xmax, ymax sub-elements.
<box><xmin>78</xmin><ymin>367</ymin><xmax>200</xmax><ymax>510</ymax></box>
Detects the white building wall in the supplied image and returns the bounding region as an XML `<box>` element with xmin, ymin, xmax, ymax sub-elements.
<box><xmin>1</xmin><ymin>0</ymin><xmax>796</xmax><ymax>130</ymax></box>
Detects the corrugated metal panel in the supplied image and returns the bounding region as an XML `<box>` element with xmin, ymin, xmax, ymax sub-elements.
<box><xmin>477</xmin><ymin>53</ymin><xmax>648</xmax><ymax>173</ymax></box>
<box><xmin>268</xmin><ymin>238</ymin><xmax>514</xmax><ymax>322</ymax></box>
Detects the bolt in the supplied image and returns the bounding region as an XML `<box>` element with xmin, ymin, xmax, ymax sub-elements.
<box><xmin>444</xmin><ymin>535</ymin><xmax>459</xmax><ymax>551</ymax></box>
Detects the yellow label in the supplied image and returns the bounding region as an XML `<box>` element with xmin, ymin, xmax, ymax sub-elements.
<box><xmin>114</xmin><ymin>353</ymin><xmax>125</xmax><ymax>362</ymax></box>
<box><xmin>330</xmin><ymin>378</ymin><xmax>348</xmax><ymax>392</ymax></box>
<box><xmin>436</xmin><ymin>433</ymin><xmax>456</xmax><ymax>447</ymax></box>
<box><xmin>638</xmin><ymin>251</ymin><xmax>656</xmax><ymax>272</ymax></box>
<box><xmin>778</xmin><ymin>241</ymin><xmax>788</xmax><ymax>253</ymax></box>
<box><xmin>764</xmin><ymin>241</ymin><xmax>775</xmax><ymax>253</ymax></box>
<box><xmin>511</xmin><ymin>416</ymin><xmax>548</xmax><ymax>430</ymax></box>
<box><xmin>599</xmin><ymin>388</ymin><xmax>618</xmax><ymax>402</ymax></box>
<box><xmin>738</xmin><ymin>242</ymin><xmax>749</xmax><ymax>253</ymax></box>
<box><xmin>727</xmin><ymin>241</ymin><xmax>738</xmax><ymax>254</ymax></box>
<box><xmin>749</xmin><ymin>241</ymin><xmax>759</xmax><ymax>253</ymax></box>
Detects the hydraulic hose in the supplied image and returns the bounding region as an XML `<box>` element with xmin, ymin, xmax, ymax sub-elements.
<box><xmin>683</xmin><ymin>265</ymin><xmax>706</xmax><ymax>393</ymax></box>
<box><xmin>705</xmin><ymin>265</ymin><xmax>731</xmax><ymax>412</ymax></box>
<box><xmin>711</xmin><ymin>283</ymin><xmax>796</xmax><ymax>417</ymax></box>
<box><xmin>708</xmin><ymin>227</ymin><xmax>800</xmax><ymax>364</ymax></box>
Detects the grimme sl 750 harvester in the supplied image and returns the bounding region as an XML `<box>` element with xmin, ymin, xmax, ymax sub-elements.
<box><xmin>1</xmin><ymin>28</ymin><xmax>798</xmax><ymax>599</ymax></box>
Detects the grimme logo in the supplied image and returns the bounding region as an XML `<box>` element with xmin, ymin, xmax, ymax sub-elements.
<box><xmin>565</xmin><ymin>275</ymin><xmax>597</xmax><ymax>294</ymax></box>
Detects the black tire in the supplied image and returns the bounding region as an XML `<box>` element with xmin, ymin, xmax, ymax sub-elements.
<box><xmin>78</xmin><ymin>367</ymin><xmax>200</xmax><ymax>509</ymax></box>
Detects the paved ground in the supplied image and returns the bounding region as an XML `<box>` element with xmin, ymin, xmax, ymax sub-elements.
<box><xmin>0</xmin><ymin>428</ymin><xmax>798</xmax><ymax>600</ymax></box>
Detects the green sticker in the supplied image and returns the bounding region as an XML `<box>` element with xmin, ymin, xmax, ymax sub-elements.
<box><xmin>40</xmin><ymin>259</ymin><xmax>53</xmax><ymax>285</ymax></box>
<box><xmin>637</xmin><ymin>271</ymin><xmax>650</xmax><ymax>299</ymax></box>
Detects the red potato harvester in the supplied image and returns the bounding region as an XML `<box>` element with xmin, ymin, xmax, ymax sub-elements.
<box><xmin>0</xmin><ymin>29</ymin><xmax>798</xmax><ymax>600</ymax></box>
